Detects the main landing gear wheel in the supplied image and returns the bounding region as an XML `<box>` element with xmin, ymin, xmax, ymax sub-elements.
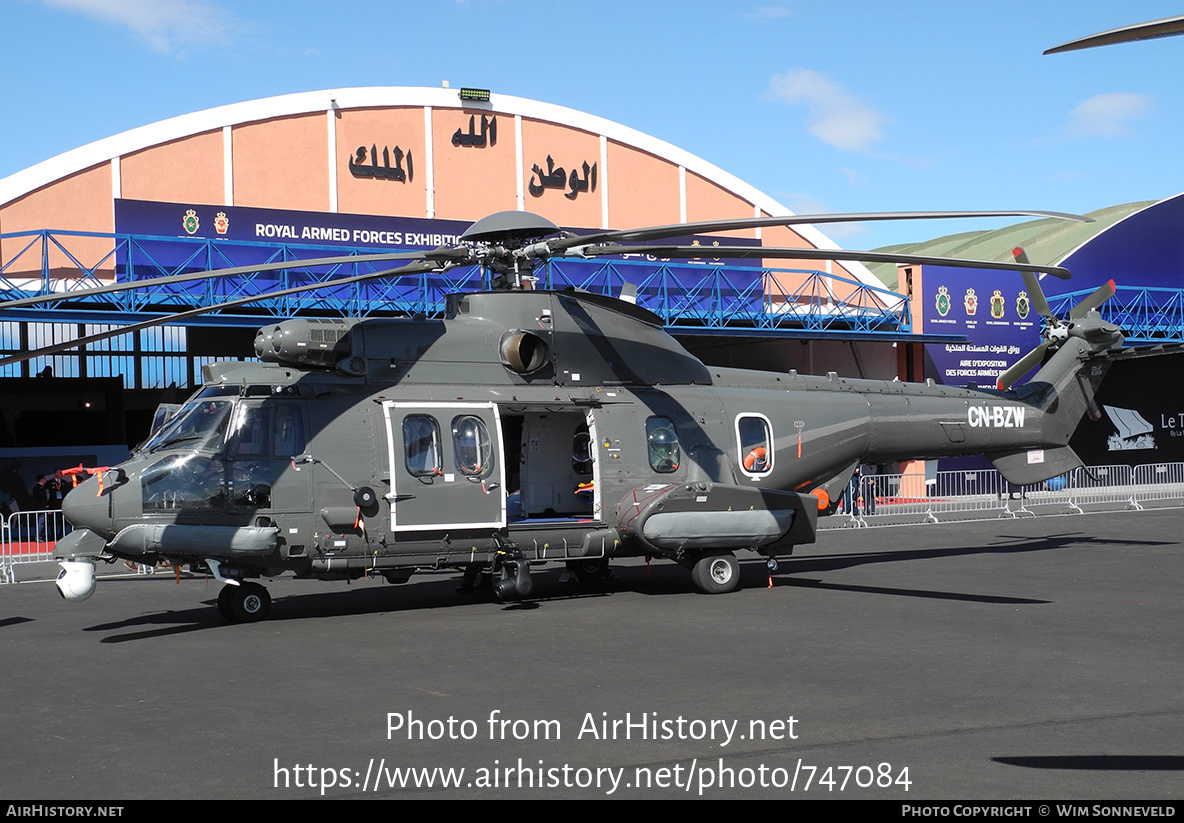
<box><xmin>566</xmin><ymin>557</ymin><xmax>611</xmax><ymax>583</ymax></box>
<box><xmin>690</xmin><ymin>551</ymin><xmax>740</xmax><ymax>594</ymax></box>
<box><xmin>223</xmin><ymin>582</ymin><xmax>272</xmax><ymax>622</ymax></box>
<box><xmin>217</xmin><ymin>585</ymin><xmax>235</xmax><ymax>620</ymax></box>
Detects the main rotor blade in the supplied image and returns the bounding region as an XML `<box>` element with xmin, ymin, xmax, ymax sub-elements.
<box><xmin>997</xmin><ymin>341</ymin><xmax>1051</xmax><ymax>391</ymax></box>
<box><xmin>1045</xmin><ymin>15</ymin><xmax>1184</xmax><ymax>54</ymax></box>
<box><xmin>574</xmin><ymin>243</ymin><xmax>1074</xmax><ymax>278</ymax></box>
<box><xmin>544</xmin><ymin>210</ymin><xmax>1092</xmax><ymax>253</ymax></box>
<box><xmin>0</xmin><ymin>248</ymin><xmax>467</xmax><ymax>311</ymax></box>
<box><xmin>0</xmin><ymin>260</ymin><xmax>450</xmax><ymax>368</ymax></box>
<box><xmin>1069</xmin><ymin>279</ymin><xmax>1117</xmax><ymax>319</ymax></box>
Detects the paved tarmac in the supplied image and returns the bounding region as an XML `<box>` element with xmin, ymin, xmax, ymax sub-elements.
<box><xmin>1</xmin><ymin>509</ymin><xmax>1182</xmax><ymax>800</ymax></box>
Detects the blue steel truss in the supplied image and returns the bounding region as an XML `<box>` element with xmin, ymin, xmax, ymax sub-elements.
<box><xmin>0</xmin><ymin>229</ymin><xmax>920</xmax><ymax>337</ymax></box>
<box><xmin>1047</xmin><ymin>286</ymin><xmax>1184</xmax><ymax>344</ymax></box>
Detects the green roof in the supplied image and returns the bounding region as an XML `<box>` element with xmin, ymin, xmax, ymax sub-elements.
<box><xmin>866</xmin><ymin>202</ymin><xmax>1156</xmax><ymax>290</ymax></box>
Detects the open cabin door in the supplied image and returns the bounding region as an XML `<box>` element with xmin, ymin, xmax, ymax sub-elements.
<box><xmin>382</xmin><ymin>401</ymin><xmax>507</xmax><ymax>533</ymax></box>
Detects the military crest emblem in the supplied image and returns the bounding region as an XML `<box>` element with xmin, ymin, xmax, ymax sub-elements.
<box><xmin>935</xmin><ymin>285</ymin><xmax>951</xmax><ymax>317</ymax></box>
<box><xmin>214</xmin><ymin>212</ymin><xmax>230</xmax><ymax>235</ymax></box>
<box><xmin>182</xmin><ymin>209</ymin><xmax>199</xmax><ymax>235</ymax></box>
<box><xmin>964</xmin><ymin>288</ymin><xmax>977</xmax><ymax>316</ymax></box>
<box><xmin>1016</xmin><ymin>290</ymin><xmax>1030</xmax><ymax>320</ymax></box>
<box><xmin>990</xmin><ymin>289</ymin><xmax>1005</xmax><ymax>319</ymax></box>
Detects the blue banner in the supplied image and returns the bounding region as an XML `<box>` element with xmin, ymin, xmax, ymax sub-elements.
<box><xmin>112</xmin><ymin>199</ymin><xmax>763</xmax><ymax>316</ymax></box>
<box><xmin>922</xmin><ymin>265</ymin><xmax>1040</xmax><ymax>387</ymax></box>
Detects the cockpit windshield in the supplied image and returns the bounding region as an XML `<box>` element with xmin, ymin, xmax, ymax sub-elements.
<box><xmin>140</xmin><ymin>396</ymin><xmax>235</xmax><ymax>454</ymax></box>
<box><xmin>139</xmin><ymin>399</ymin><xmax>306</xmax><ymax>513</ymax></box>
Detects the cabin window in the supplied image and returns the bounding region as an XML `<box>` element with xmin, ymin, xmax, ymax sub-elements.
<box><xmin>403</xmin><ymin>415</ymin><xmax>442</xmax><ymax>477</ymax></box>
<box><xmin>572</xmin><ymin>422</ymin><xmax>593</xmax><ymax>475</ymax></box>
<box><xmin>646</xmin><ymin>416</ymin><xmax>681</xmax><ymax>473</ymax></box>
<box><xmin>452</xmin><ymin>414</ymin><xmax>492</xmax><ymax>477</ymax></box>
<box><xmin>737</xmin><ymin>414</ymin><xmax>773</xmax><ymax>476</ymax></box>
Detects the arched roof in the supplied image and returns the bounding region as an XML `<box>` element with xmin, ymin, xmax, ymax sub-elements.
<box><xmin>866</xmin><ymin>201</ymin><xmax>1156</xmax><ymax>290</ymax></box>
<box><xmin>0</xmin><ymin>86</ymin><xmax>879</xmax><ymax>285</ymax></box>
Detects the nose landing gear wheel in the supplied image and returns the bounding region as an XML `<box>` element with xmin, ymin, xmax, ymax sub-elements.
<box><xmin>690</xmin><ymin>551</ymin><xmax>740</xmax><ymax>594</ymax></box>
<box><xmin>222</xmin><ymin>582</ymin><xmax>272</xmax><ymax>622</ymax></box>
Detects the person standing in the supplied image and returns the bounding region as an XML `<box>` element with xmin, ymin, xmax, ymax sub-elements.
<box><xmin>31</xmin><ymin>475</ymin><xmax>48</xmax><ymax>541</ymax></box>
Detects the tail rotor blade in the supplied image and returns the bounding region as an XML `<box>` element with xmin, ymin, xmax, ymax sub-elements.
<box><xmin>997</xmin><ymin>341</ymin><xmax>1050</xmax><ymax>391</ymax></box>
<box><xmin>1012</xmin><ymin>247</ymin><xmax>1054</xmax><ymax>319</ymax></box>
<box><xmin>1070</xmin><ymin>279</ymin><xmax>1117</xmax><ymax>319</ymax></box>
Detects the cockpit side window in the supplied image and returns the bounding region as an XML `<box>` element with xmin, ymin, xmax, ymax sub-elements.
<box><xmin>224</xmin><ymin>404</ymin><xmax>279</xmax><ymax>509</ymax></box>
<box><xmin>404</xmin><ymin>415</ymin><xmax>442</xmax><ymax>477</ymax></box>
<box><xmin>227</xmin><ymin>404</ymin><xmax>271</xmax><ymax>458</ymax></box>
<box><xmin>737</xmin><ymin>414</ymin><xmax>773</xmax><ymax>477</ymax></box>
<box><xmin>273</xmin><ymin>405</ymin><xmax>306</xmax><ymax>457</ymax></box>
<box><xmin>646</xmin><ymin>416</ymin><xmax>681</xmax><ymax>473</ymax></box>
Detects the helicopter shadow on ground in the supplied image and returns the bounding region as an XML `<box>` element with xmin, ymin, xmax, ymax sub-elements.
<box><xmin>768</xmin><ymin>530</ymin><xmax>1173</xmax><ymax>605</ymax></box>
<box><xmin>82</xmin><ymin>565</ymin><xmax>670</xmax><ymax>642</ymax></box>
<box><xmin>82</xmin><ymin>528</ymin><xmax>1170</xmax><ymax>641</ymax></box>
<box><xmin>0</xmin><ymin>616</ymin><xmax>36</xmax><ymax>629</ymax></box>
<box><xmin>993</xmin><ymin>755</ymin><xmax>1184</xmax><ymax>771</ymax></box>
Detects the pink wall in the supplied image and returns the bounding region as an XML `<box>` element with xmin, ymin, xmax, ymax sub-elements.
<box><xmin>0</xmin><ymin>164</ymin><xmax>114</xmax><ymax>277</ymax></box>
<box><xmin>233</xmin><ymin>113</ymin><xmax>329</xmax><ymax>211</ymax></box>
<box><xmin>1</xmin><ymin>99</ymin><xmax>871</xmax><ymax>292</ymax></box>
<box><xmin>123</xmin><ymin>130</ymin><xmax>223</xmax><ymax>206</ymax></box>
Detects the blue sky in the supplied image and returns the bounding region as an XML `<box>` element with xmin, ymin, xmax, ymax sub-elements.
<box><xmin>4</xmin><ymin>0</ymin><xmax>1184</xmax><ymax>250</ymax></box>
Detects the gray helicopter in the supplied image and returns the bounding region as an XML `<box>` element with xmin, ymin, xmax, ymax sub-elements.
<box><xmin>2</xmin><ymin>208</ymin><xmax>1125</xmax><ymax>622</ymax></box>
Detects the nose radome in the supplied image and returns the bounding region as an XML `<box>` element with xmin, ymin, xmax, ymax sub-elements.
<box><xmin>61</xmin><ymin>476</ymin><xmax>116</xmax><ymax>540</ymax></box>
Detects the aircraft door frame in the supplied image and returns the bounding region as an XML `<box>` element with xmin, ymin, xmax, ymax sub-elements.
<box><xmin>382</xmin><ymin>401</ymin><xmax>507</xmax><ymax>533</ymax></box>
<box><xmin>584</xmin><ymin>410</ymin><xmax>603</xmax><ymax>522</ymax></box>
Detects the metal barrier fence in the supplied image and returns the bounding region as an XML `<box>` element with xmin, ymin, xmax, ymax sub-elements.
<box><xmin>0</xmin><ymin>509</ymin><xmax>159</xmax><ymax>583</ymax></box>
<box><xmin>1131</xmin><ymin>462</ymin><xmax>1184</xmax><ymax>506</ymax></box>
<box><xmin>824</xmin><ymin>462</ymin><xmax>1184</xmax><ymax>529</ymax></box>
<box><xmin>0</xmin><ymin>510</ymin><xmax>70</xmax><ymax>583</ymax></box>
<box><xmin>4</xmin><ymin>463</ymin><xmax>1183</xmax><ymax>576</ymax></box>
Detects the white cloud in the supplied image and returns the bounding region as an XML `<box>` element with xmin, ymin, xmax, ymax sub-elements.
<box><xmin>838</xmin><ymin>167</ymin><xmax>867</xmax><ymax>187</ymax></box>
<box><xmin>1061</xmin><ymin>92</ymin><xmax>1152</xmax><ymax>138</ymax></box>
<box><xmin>744</xmin><ymin>4</ymin><xmax>792</xmax><ymax>20</ymax></box>
<box><xmin>38</xmin><ymin>0</ymin><xmax>245</xmax><ymax>55</ymax></box>
<box><xmin>767</xmin><ymin>69</ymin><xmax>887</xmax><ymax>152</ymax></box>
<box><xmin>778</xmin><ymin>194</ymin><xmax>869</xmax><ymax>241</ymax></box>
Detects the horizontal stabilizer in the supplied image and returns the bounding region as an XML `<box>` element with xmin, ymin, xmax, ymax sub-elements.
<box><xmin>987</xmin><ymin>445</ymin><xmax>1082</xmax><ymax>486</ymax></box>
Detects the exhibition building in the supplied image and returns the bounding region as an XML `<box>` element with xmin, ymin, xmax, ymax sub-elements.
<box><xmin>0</xmin><ymin>85</ymin><xmax>1180</xmax><ymax>469</ymax></box>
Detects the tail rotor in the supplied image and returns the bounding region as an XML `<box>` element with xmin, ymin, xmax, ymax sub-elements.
<box><xmin>996</xmin><ymin>247</ymin><xmax>1122</xmax><ymax>391</ymax></box>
